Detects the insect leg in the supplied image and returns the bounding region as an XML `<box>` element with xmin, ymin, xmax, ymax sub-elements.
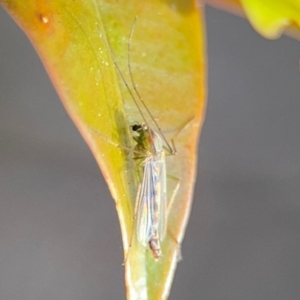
<box><xmin>90</xmin><ymin>127</ymin><xmax>147</xmax><ymax>156</ymax></box>
<box><xmin>166</xmin><ymin>174</ymin><xmax>182</xmax><ymax>261</ymax></box>
<box><xmin>164</xmin><ymin>117</ymin><xmax>196</xmax><ymax>156</ymax></box>
<box><xmin>166</xmin><ymin>174</ymin><xmax>180</xmax><ymax>216</ymax></box>
<box><xmin>123</xmin><ymin>181</ymin><xmax>142</xmax><ymax>264</ymax></box>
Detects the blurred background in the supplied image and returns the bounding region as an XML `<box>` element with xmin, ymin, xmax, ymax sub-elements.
<box><xmin>1</xmin><ymin>5</ymin><xmax>300</xmax><ymax>300</ymax></box>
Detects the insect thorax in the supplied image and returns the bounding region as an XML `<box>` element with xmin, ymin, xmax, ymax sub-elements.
<box><xmin>131</xmin><ymin>123</ymin><xmax>163</xmax><ymax>156</ymax></box>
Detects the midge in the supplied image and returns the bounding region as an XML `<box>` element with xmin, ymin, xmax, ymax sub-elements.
<box><xmin>106</xmin><ymin>18</ymin><xmax>177</xmax><ymax>259</ymax></box>
<box><xmin>131</xmin><ymin>122</ymin><xmax>174</xmax><ymax>259</ymax></box>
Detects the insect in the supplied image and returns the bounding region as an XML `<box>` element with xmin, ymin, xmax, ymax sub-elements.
<box><xmin>105</xmin><ymin>18</ymin><xmax>177</xmax><ymax>259</ymax></box>
<box><xmin>131</xmin><ymin>123</ymin><xmax>169</xmax><ymax>259</ymax></box>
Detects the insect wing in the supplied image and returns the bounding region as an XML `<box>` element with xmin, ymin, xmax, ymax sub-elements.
<box><xmin>157</xmin><ymin>155</ymin><xmax>167</xmax><ymax>240</ymax></box>
<box><xmin>136</xmin><ymin>155</ymin><xmax>167</xmax><ymax>245</ymax></box>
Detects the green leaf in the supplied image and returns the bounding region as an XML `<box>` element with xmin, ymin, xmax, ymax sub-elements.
<box><xmin>207</xmin><ymin>0</ymin><xmax>300</xmax><ymax>39</ymax></box>
<box><xmin>1</xmin><ymin>0</ymin><xmax>206</xmax><ymax>298</ymax></box>
<box><xmin>241</xmin><ymin>0</ymin><xmax>300</xmax><ymax>39</ymax></box>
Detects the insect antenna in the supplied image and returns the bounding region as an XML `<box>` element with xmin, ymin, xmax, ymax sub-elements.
<box><xmin>127</xmin><ymin>17</ymin><xmax>176</xmax><ymax>155</ymax></box>
<box><xmin>102</xmin><ymin>23</ymin><xmax>150</xmax><ymax>138</ymax></box>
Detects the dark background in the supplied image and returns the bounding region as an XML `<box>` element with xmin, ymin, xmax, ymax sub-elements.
<box><xmin>1</xmin><ymin>5</ymin><xmax>300</xmax><ymax>300</ymax></box>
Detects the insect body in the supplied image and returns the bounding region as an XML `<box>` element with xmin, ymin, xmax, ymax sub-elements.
<box><xmin>131</xmin><ymin>123</ymin><xmax>167</xmax><ymax>259</ymax></box>
<box><xmin>103</xmin><ymin>18</ymin><xmax>177</xmax><ymax>260</ymax></box>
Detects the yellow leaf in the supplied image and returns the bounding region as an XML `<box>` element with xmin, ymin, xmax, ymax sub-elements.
<box><xmin>207</xmin><ymin>0</ymin><xmax>300</xmax><ymax>39</ymax></box>
<box><xmin>1</xmin><ymin>0</ymin><xmax>206</xmax><ymax>298</ymax></box>
<box><xmin>240</xmin><ymin>0</ymin><xmax>300</xmax><ymax>39</ymax></box>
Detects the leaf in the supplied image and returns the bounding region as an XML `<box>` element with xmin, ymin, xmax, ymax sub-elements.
<box><xmin>207</xmin><ymin>0</ymin><xmax>300</xmax><ymax>39</ymax></box>
<box><xmin>0</xmin><ymin>0</ymin><xmax>206</xmax><ymax>299</ymax></box>
<box><xmin>240</xmin><ymin>0</ymin><xmax>300</xmax><ymax>39</ymax></box>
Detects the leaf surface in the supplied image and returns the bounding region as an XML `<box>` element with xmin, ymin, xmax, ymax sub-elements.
<box><xmin>207</xmin><ymin>0</ymin><xmax>300</xmax><ymax>39</ymax></box>
<box><xmin>1</xmin><ymin>0</ymin><xmax>206</xmax><ymax>298</ymax></box>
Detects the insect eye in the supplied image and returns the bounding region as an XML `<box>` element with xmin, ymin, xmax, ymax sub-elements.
<box><xmin>131</xmin><ymin>124</ymin><xmax>141</xmax><ymax>132</ymax></box>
